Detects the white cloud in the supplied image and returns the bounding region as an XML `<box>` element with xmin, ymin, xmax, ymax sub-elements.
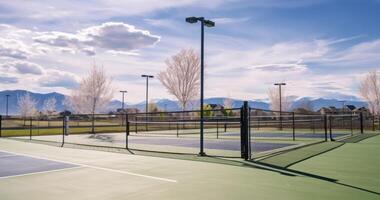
<box><xmin>0</xmin><ymin>0</ymin><xmax>226</xmax><ymax>24</ymax></box>
<box><xmin>38</xmin><ymin>69</ymin><xmax>79</xmax><ymax>88</ymax></box>
<box><xmin>1</xmin><ymin>61</ymin><xmax>44</xmax><ymax>75</ymax></box>
<box><xmin>252</xmin><ymin>62</ymin><xmax>307</xmax><ymax>72</ymax></box>
<box><xmin>0</xmin><ymin>75</ymin><xmax>18</xmax><ymax>84</ymax></box>
<box><xmin>212</xmin><ymin>17</ymin><xmax>250</xmax><ymax>25</ymax></box>
<box><xmin>0</xmin><ymin>38</ymin><xmax>32</xmax><ymax>59</ymax></box>
<box><xmin>34</xmin><ymin>22</ymin><xmax>160</xmax><ymax>56</ymax></box>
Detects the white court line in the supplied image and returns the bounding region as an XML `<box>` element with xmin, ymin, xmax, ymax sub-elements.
<box><xmin>0</xmin><ymin>166</ymin><xmax>83</xmax><ymax>180</ymax></box>
<box><xmin>0</xmin><ymin>155</ymin><xmax>18</xmax><ymax>159</ymax></box>
<box><xmin>0</xmin><ymin>150</ymin><xmax>177</xmax><ymax>183</ymax></box>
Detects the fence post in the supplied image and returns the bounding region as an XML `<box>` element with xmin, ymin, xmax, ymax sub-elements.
<box><xmin>360</xmin><ymin>112</ymin><xmax>364</xmax><ymax>134</ymax></box>
<box><xmin>292</xmin><ymin>112</ymin><xmax>295</xmax><ymax>141</ymax></box>
<box><xmin>216</xmin><ymin>118</ymin><xmax>219</xmax><ymax>139</ymax></box>
<box><xmin>135</xmin><ymin>115</ymin><xmax>138</xmax><ymax>134</ymax></box>
<box><xmin>91</xmin><ymin>114</ymin><xmax>95</xmax><ymax>134</ymax></box>
<box><xmin>350</xmin><ymin>113</ymin><xmax>353</xmax><ymax>136</ymax></box>
<box><xmin>372</xmin><ymin>115</ymin><xmax>375</xmax><ymax>131</ymax></box>
<box><xmin>0</xmin><ymin>115</ymin><xmax>2</xmax><ymax>138</ymax></box>
<box><xmin>329</xmin><ymin>116</ymin><xmax>334</xmax><ymax>141</ymax></box>
<box><xmin>61</xmin><ymin>115</ymin><xmax>65</xmax><ymax>147</ymax></box>
<box><xmin>258</xmin><ymin>116</ymin><xmax>260</xmax><ymax>130</ymax></box>
<box><xmin>125</xmin><ymin>114</ymin><xmax>129</xmax><ymax>149</ymax></box>
<box><xmin>176</xmin><ymin>122</ymin><xmax>179</xmax><ymax>137</ymax></box>
<box><xmin>324</xmin><ymin>115</ymin><xmax>328</xmax><ymax>142</ymax></box>
<box><xmin>29</xmin><ymin>117</ymin><xmax>32</xmax><ymax>140</ymax></box>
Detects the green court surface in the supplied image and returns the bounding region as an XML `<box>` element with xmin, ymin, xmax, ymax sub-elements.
<box><xmin>0</xmin><ymin>135</ymin><xmax>379</xmax><ymax>200</ymax></box>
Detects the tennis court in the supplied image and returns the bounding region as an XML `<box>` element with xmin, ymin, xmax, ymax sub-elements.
<box><xmin>0</xmin><ymin>134</ymin><xmax>379</xmax><ymax>200</ymax></box>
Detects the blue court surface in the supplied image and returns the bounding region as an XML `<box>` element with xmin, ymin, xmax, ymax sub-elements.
<box><xmin>0</xmin><ymin>151</ymin><xmax>77</xmax><ymax>178</ymax></box>
<box><xmin>221</xmin><ymin>132</ymin><xmax>348</xmax><ymax>139</ymax></box>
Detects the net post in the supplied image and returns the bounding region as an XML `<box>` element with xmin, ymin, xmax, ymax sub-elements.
<box><xmin>29</xmin><ymin>117</ymin><xmax>32</xmax><ymax>140</ymax></box>
<box><xmin>0</xmin><ymin>115</ymin><xmax>2</xmax><ymax>138</ymax></box>
<box><xmin>360</xmin><ymin>112</ymin><xmax>364</xmax><ymax>134</ymax></box>
<box><xmin>125</xmin><ymin>113</ymin><xmax>129</xmax><ymax>149</ymax></box>
<box><xmin>240</xmin><ymin>101</ymin><xmax>250</xmax><ymax>160</ymax></box>
<box><xmin>324</xmin><ymin>114</ymin><xmax>327</xmax><ymax>142</ymax></box>
<box><xmin>292</xmin><ymin>112</ymin><xmax>295</xmax><ymax>141</ymax></box>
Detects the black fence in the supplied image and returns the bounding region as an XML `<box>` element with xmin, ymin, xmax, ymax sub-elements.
<box><xmin>0</xmin><ymin>104</ymin><xmax>378</xmax><ymax>159</ymax></box>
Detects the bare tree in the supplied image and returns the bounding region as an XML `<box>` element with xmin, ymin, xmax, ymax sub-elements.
<box><xmin>69</xmin><ymin>65</ymin><xmax>114</xmax><ymax>132</ymax></box>
<box><xmin>223</xmin><ymin>98</ymin><xmax>233</xmax><ymax>109</ymax></box>
<box><xmin>42</xmin><ymin>97</ymin><xmax>57</xmax><ymax>127</ymax></box>
<box><xmin>158</xmin><ymin>49</ymin><xmax>200</xmax><ymax>111</ymax></box>
<box><xmin>42</xmin><ymin>97</ymin><xmax>57</xmax><ymax>115</ymax></box>
<box><xmin>17</xmin><ymin>93</ymin><xmax>38</xmax><ymax>117</ymax></box>
<box><xmin>296</xmin><ymin>98</ymin><xmax>314</xmax><ymax>111</ymax></box>
<box><xmin>268</xmin><ymin>87</ymin><xmax>291</xmax><ymax>112</ymax></box>
<box><xmin>148</xmin><ymin>101</ymin><xmax>161</xmax><ymax>113</ymax></box>
<box><xmin>17</xmin><ymin>93</ymin><xmax>38</xmax><ymax>125</ymax></box>
<box><xmin>359</xmin><ymin>70</ymin><xmax>380</xmax><ymax>115</ymax></box>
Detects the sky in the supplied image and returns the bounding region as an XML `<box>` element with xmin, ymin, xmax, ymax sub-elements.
<box><xmin>0</xmin><ymin>0</ymin><xmax>379</xmax><ymax>103</ymax></box>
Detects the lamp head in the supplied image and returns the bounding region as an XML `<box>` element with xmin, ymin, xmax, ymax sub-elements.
<box><xmin>186</xmin><ymin>17</ymin><xmax>198</xmax><ymax>23</ymax></box>
<box><xmin>204</xmin><ymin>20</ymin><xmax>215</xmax><ymax>27</ymax></box>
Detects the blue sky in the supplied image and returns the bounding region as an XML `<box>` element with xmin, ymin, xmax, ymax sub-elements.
<box><xmin>0</xmin><ymin>0</ymin><xmax>379</xmax><ymax>103</ymax></box>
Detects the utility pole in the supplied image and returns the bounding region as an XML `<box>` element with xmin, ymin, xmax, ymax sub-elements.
<box><xmin>274</xmin><ymin>83</ymin><xmax>286</xmax><ymax>130</ymax></box>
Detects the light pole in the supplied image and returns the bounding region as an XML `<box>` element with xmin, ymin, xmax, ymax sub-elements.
<box><xmin>119</xmin><ymin>90</ymin><xmax>127</xmax><ymax>126</ymax></box>
<box><xmin>141</xmin><ymin>75</ymin><xmax>154</xmax><ymax>113</ymax></box>
<box><xmin>274</xmin><ymin>83</ymin><xmax>286</xmax><ymax>130</ymax></box>
<box><xmin>120</xmin><ymin>91</ymin><xmax>127</xmax><ymax>111</ymax></box>
<box><xmin>5</xmin><ymin>94</ymin><xmax>10</xmax><ymax>117</ymax></box>
<box><xmin>186</xmin><ymin>16</ymin><xmax>215</xmax><ymax>156</ymax></box>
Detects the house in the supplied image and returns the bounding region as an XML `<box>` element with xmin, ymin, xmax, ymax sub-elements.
<box><xmin>341</xmin><ymin>105</ymin><xmax>356</xmax><ymax>113</ymax></box>
<box><xmin>293</xmin><ymin>108</ymin><xmax>315</xmax><ymax>115</ymax></box>
<box><xmin>318</xmin><ymin>107</ymin><xmax>331</xmax><ymax>115</ymax></box>
<box><xmin>208</xmin><ymin>104</ymin><xmax>224</xmax><ymax>110</ymax></box>
<box><xmin>116</xmin><ymin>108</ymin><xmax>140</xmax><ymax>114</ymax></box>
<box><xmin>318</xmin><ymin>106</ymin><xmax>342</xmax><ymax>115</ymax></box>
<box><xmin>206</xmin><ymin>104</ymin><xmax>225</xmax><ymax>117</ymax></box>
<box><xmin>353</xmin><ymin>107</ymin><xmax>370</xmax><ymax>117</ymax></box>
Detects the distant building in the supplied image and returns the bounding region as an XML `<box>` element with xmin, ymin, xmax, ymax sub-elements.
<box><xmin>318</xmin><ymin>106</ymin><xmax>338</xmax><ymax>115</ymax></box>
<box><xmin>293</xmin><ymin>108</ymin><xmax>315</xmax><ymax>115</ymax></box>
<box><xmin>116</xmin><ymin>108</ymin><xmax>140</xmax><ymax>114</ymax></box>
<box><xmin>342</xmin><ymin>105</ymin><xmax>356</xmax><ymax>113</ymax></box>
<box><xmin>205</xmin><ymin>104</ymin><xmax>225</xmax><ymax>116</ymax></box>
<box><xmin>353</xmin><ymin>107</ymin><xmax>370</xmax><ymax>117</ymax></box>
<box><xmin>208</xmin><ymin>104</ymin><xmax>224</xmax><ymax>110</ymax></box>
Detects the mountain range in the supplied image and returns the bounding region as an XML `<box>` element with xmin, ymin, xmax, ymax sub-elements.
<box><xmin>0</xmin><ymin>90</ymin><xmax>367</xmax><ymax>115</ymax></box>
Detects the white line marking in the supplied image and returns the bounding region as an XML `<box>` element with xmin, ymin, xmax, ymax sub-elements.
<box><xmin>0</xmin><ymin>155</ymin><xmax>18</xmax><ymax>159</ymax></box>
<box><xmin>0</xmin><ymin>166</ymin><xmax>83</xmax><ymax>179</ymax></box>
<box><xmin>0</xmin><ymin>150</ymin><xmax>177</xmax><ymax>183</ymax></box>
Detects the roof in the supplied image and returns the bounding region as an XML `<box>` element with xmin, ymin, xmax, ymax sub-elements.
<box><xmin>344</xmin><ymin>105</ymin><xmax>356</xmax><ymax>110</ymax></box>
